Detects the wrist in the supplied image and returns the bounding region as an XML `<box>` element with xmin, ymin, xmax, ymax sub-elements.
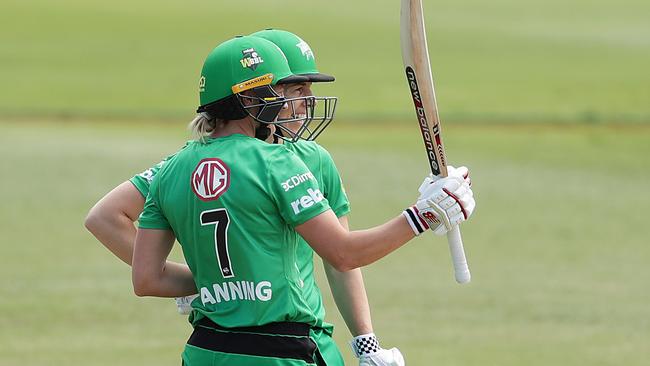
<box><xmin>350</xmin><ymin>332</ymin><xmax>381</xmax><ymax>357</ymax></box>
<box><xmin>402</xmin><ymin>206</ymin><xmax>429</xmax><ymax>236</ymax></box>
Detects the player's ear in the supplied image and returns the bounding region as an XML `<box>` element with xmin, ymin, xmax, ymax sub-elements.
<box><xmin>238</xmin><ymin>91</ymin><xmax>254</xmax><ymax>106</ymax></box>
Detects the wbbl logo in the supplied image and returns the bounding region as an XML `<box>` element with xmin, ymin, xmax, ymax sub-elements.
<box><xmin>191</xmin><ymin>158</ymin><xmax>230</xmax><ymax>201</ymax></box>
<box><xmin>240</xmin><ymin>48</ymin><xmax>264</xmax><ymax>71</ymax></box>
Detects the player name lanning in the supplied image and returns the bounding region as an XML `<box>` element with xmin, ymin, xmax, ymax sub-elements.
<box><xmin>200</xmin><ymin>280</ymin><xmax>273</xmax><ymax>305</ymax></box>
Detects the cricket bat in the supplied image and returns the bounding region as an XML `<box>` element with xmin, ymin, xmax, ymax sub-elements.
<box><xmin>400</xmin><ymin>0</ymin><xmax>471</xmax><ymax>283</ymax></box>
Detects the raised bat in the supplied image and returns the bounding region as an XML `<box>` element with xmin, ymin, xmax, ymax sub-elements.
<box><xmin>401</xmin><ymin>0</ymin><xmax>471</xmax><ymax>283</ymax></box>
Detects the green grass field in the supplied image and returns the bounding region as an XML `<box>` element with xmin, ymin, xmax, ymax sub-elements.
<box><xmin>2</xmin><ymin>0</ymin><xmax>650</xmax><ymax>365</ymax></box>
<box><xmin>2</xmin><ymin>0</ymin><xmax>650</xmax><ymax>122</ymax></box>
<box><xmin>1</xmin><ymin>120</ymin><xmax>648</xmax><ymax>365</ymax></box>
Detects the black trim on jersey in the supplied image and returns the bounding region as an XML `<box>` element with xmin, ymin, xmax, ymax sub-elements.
<box><xmin>188</xmin><ymin>318</ymin><xmax>320</xmax><ymax>363</ymax></box>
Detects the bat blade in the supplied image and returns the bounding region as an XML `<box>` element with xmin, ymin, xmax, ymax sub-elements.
<box><xmin>400</xmin><ymin>0</ymin><xmax>471</xmax><ymax>284</ymax></box>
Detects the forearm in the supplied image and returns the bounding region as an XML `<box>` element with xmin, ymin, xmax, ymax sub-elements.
<box><xmin>86</xmin><ymin>216</ymin><xmax>190</xmax><ymax>273</ymax></box>
<box><xmin>132</xmin><ymin>228</ymin><xmax>197</xmax><ymax>297</ymax></box>
<box><xmin>297</xmin><ymin>212</ymin><xmax>415</xmax><ymax>272</ymax></box>
<box><xmin>85</xmin><ymin>212</ymin><xmax>137</xmax><ymax>265</ymax></box>
<box><xmin>85</xmin><ymin>181</ymin><xmax>144</xmax><ymax>265</ymax></box>
<box><xmin>139</xmin><ymin>261</ymin><xmax>197</xmax><ymax>298</ymax></box>
<box><xmin>340</xmin><ymin>215</ymin><xmax>415</xmax><ymax>270</ymax></box>
<box><xmin>324</xmin><ymin>263</ymin><xmax>373</xmax><ymax>336</ymax></box>
<box><xmin>85</xmin><ymin>182</ymin><xmax>191</xmax><ymax>273</ymax></box>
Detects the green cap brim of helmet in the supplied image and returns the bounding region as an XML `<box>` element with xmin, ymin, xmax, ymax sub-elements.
<box><xmin>276</xmin><ymin>74</ymin><xmax>312</xmax><ymax>85</ymax></box>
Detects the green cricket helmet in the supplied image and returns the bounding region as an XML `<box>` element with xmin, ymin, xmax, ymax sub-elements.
<box><xmin>250</xmin><ymin>29</ymin><xmax>334</xmax><ymax>82</ymax></box>
<box><xmin>250</xmin><ymin>29</ymin><xmax>337</xmax><ymax>142</ymax></box>
<box><xmin>196</xmin><ymin>35</ymin><xmax>308</xmax><ymax>125</ymax></box>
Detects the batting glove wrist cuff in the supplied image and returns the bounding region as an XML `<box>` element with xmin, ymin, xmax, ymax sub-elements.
<box><xmin>350</xmin><ymin>333</ymin><xmax>381</xmax><ymax>357</ymax></box>
<box><xmin>402</xmin><ymin>206</ymin><xmax>430</xmax><ymax>236</ymax></box>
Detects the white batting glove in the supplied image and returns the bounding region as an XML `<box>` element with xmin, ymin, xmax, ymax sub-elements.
<box><xmin>419</xmin><ymin>165</ymin><xmax>471</xmax><ymax>189</ymax></box>
<box><xmin>175</xmin><ymin>294</ymin><xmax>199</xmax><ymax>315</ymax></box>
<box><xmin>403</xmin><ymin>165</ymin><xmax>475</xmax><ymax>236</ymax></box>
<box><xmin>351</xmin><ymin>333</ymin><xmax>405</xmax><ymax>366</ymax></box>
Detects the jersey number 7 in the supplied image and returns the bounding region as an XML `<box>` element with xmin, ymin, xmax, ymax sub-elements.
<box><xmin>200</xmin><ymin>209</ymin><xmax>234</xmax><ymax>278</ymax></box>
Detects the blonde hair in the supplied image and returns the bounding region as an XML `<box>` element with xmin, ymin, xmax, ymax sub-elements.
<box><xmin>188</xmin><ymin>113</ymin><xmax>223</xmax><ymax>143</ymax></box>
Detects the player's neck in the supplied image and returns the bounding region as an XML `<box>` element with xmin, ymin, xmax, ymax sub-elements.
<box><xmin>210</xmin><ymin>118</ymin><xmax>255</xmax><ymax>139</ymax></box>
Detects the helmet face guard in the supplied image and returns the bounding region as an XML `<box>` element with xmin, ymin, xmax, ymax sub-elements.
<box><xmin>274</xmin><ymin>96</ymin><xmax>337</xmax><ymax>143</ymax></box>
<box><xmin>238</xmin><ymin>85</ymin><xmax>336</xmax><ymax>143</ymax></box>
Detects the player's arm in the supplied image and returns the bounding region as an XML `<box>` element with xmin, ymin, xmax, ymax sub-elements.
<box><xmin>322</xmin><ymin>215</ymin><xmax>373</xmax><ymax>335</ymax></box>
<box><xmin>315</xmin><ymin>147</ymin><xmax>374</xmax><ymax>334</ymax></box>
<box><xmin>324</xmin><ymin>216</ymin><xmax>407</xmax><ymax>366</ymax></box>
<box><xmin>132</xmin><ymin>228</ymin><xmax>196</xmax><ymax>297</ymax></box>
<box><xmin>297</xmin><ymin>172</ymin><xmax>475</xmax><ymax>271</ymax></box>
<box><xmin>297</xmin><ymin>211</ymin><xmax>414</xmax><ymax>272</ymax></box>
<box><xmin>84</xmin><ymin>181</ymin><xmax>144</xmax><ymax>265</ymax></box>
<box><xmin>84</xmin><ymin>181</ymin><xmax>192</xmax><ymax>274</ymax></box>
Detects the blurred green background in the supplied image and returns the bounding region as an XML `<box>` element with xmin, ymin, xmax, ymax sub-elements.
<box><xmin>1</xmin><ymin>0</ymin><xmax>649</xmax><ymax>365</ymax></box>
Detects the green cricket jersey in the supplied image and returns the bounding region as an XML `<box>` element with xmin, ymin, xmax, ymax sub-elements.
<box><xmin>138</xmin><ymin>134</ymin><xmax>332</xmax><ymax>328</ymax></box>
<box><xmin>283</xmin><ymin>140</ymin><xmax>350</xmax><ymax>324</ymax></box>
<box><xmin>131</xmin><ymin>138</ymin><xmax>350</xmax><ymax>330</ymax></box>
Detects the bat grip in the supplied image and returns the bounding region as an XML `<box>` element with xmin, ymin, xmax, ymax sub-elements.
<box><xmin>446</xmin><ymin>226</ymin><xmax>471</xmax><ymax>283</ymax></box>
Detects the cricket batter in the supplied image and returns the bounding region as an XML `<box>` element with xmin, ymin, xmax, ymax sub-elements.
<box><xmin>85</xmin><ymin>30</ymin><xmax>422</xmax><ymax>365</ymax></box>
<box><xmin>89</xmin><ymin>35</ymin><xmax>473</xmax><ymax>364</ymax></box>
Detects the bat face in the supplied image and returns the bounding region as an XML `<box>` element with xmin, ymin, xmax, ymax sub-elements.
<box><xmin>401</xmin><ymin>0</ymin><xmax>448</xmax><ymax>178</ymax></box>
<box><xmin>405</xmin><ymin>66</ymin><xmax>443</xmax><ymax>176</ymax></box>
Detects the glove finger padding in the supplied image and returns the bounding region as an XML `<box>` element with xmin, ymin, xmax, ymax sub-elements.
<box><xmin>418</xmin><ymin>165</ymin><xmax>471</xmax><ymax>195</ymax></box>
<box><xmin>448</xmin><ymin>165</ymin><xmax>471</xmax><ymax>186</ymax></box>
<box><xmin>454</xmin><ymin>182</ymin><xmax>475</xmax><ymax>217</ymax></box>
<box><xmin>417</xmin><ymin>173</ymin><xmax>435</xmax><ymax>195</ymax></box>
<box><xmin>405</xmin><ymin>176</ymin><xmax>475</xmax><ymax>236</ymax></box>
<box><xmin>420</xmin><ymin>175</ymin><xmax>462</xmax><ymax>202</ymax></box>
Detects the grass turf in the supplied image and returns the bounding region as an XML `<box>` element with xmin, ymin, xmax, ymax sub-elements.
<box><xmin>1</xmin><ymin>0</ymin><xmax>649</xmax><ymax>122</ymax></box>
<box><xmin>0</xmin><ymin>119</ymin><xmax>648</xmax><ymax>365</ymax></box>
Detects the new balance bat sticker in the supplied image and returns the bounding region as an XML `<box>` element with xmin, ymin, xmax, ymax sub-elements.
<box><xmin>400</xmin><ymin>0</ymin><xmax>471</xmax><ymax>283</ymax></box>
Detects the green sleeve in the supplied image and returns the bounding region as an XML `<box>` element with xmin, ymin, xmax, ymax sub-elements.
<box><xmin>129</xmin><ymin>175</ymin><xmax>151</xmax><ymax>198</ymax></box>
<box><xmin>129</xmin><ymin>152</ymin><xmax>177</xmax><ymax>198</ymax></box>
<box><xmin>137</xmin><ymin>175</ymin><xmax>171</xmax><ymax>230</ymax></box>
<box><xmin>267</xmin><ymin>147</ymin><xmax>331</xmax><ymax>227</ymax></box>
<box><xmin>317</xmin><ymin>146</ymin><xmax>350</xmax><ymax>218</ymax></box>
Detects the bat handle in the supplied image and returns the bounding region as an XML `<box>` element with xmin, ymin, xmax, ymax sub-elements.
<box><xmin>446</xmin><ymin>226</ymin><xmax>471</xmax><ymax>284</ymax></box>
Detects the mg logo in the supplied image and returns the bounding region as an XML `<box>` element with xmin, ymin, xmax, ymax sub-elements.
<box><xmin>191</xmin><ymin>158</ymin><xmax>230</xmax><ymax>201</ymax></box>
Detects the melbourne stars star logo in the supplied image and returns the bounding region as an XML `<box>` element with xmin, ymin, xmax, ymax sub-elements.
<box><xmin>296</xmin><ymin>39</ymin><xmax>314</xmax><ymax>61</ymax></box>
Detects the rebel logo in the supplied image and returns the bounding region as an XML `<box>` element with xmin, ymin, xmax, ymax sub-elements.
<box><xmin>240</xmin><ymin>48</ymin><xmax>264</xmax><ymax>71</ymax></box>
<box><xmin>191</xmin><ymin>158</ymin><xmax>230</xmax><ymax>201</ymax></box>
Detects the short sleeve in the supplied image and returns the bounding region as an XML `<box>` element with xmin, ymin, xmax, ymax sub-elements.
<box><xmin>317</xmin><ymin>146</ymin><xmax>350</xmax><ymax>218</ymax></box>
<box><xmin>267</xmin><ymin>148</ymin><xmax>331</xmax><ymax>227</ymax></box>
<box><xmin>137</xmin><ymin>176</ymin><xmax>171</xmax><ymax>230</ymax></box>
<box><xmin>129</xmin><ymin>152</ymin><xmax>177</xmax><ymax>198</ymax></box>
<box><xmin>129</xmin><ymin>175</ymin><xmax>151</xmax><ymax>198</ymax></box>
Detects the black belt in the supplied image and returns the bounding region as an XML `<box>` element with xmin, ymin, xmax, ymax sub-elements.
<box><xmin>187</xmin><ymin>317</ymin><xmax>326</xmax><ymax>365</ymax></box>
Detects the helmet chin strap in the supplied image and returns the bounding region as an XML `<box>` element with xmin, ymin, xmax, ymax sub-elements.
<box><xmin>254</xmin><ymin>123</ymin><xmax>271</xmax><ymax>141</ymax></box>
<box><xmin>273</xmin><ymin>127</ymin><xmax>285</xmax><ymax>144</ymax></box>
